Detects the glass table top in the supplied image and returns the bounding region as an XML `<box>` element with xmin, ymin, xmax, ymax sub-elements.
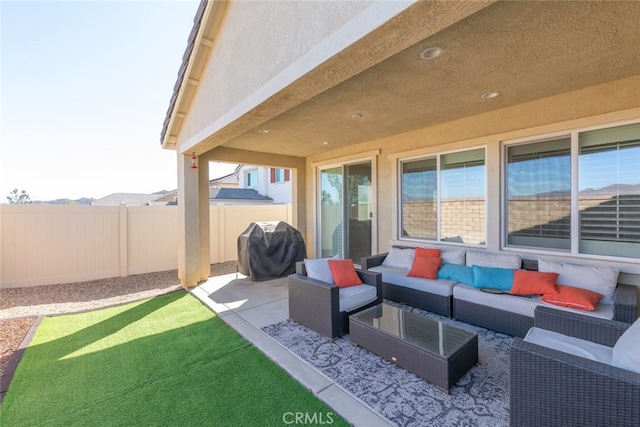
<box><xmin>350</xmin><ymin>303</ymin><xmax>477</xmax><ymax>357</ymax></box>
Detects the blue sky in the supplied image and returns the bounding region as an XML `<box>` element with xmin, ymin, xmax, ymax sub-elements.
<box><xmin>1</xmin><ymin>0</ymin><xmax>237</xmax><ymax>201</ymax></box>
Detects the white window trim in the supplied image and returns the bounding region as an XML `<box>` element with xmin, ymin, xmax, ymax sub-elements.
<box><xmin>245</xmin><ymin>168</ymin><xmax>258</xmax><ymax>188</ymax></box>
<box><xmin>274</xmin><ymin>168</ymin><xmax>286</xmax><ymax>183</ymax></box>
<box><xmin>394</xmin><ymin>145</ymin><xmax>488</xmax><ymax>248</ymax></box>
<box><xmin>501</xmin><ymin>118</ymin><xmax>640</xmax><ymax>268</ymax></box>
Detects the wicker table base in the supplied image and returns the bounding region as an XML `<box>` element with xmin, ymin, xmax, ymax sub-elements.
<box><xmin>349</xmin><ymin>303</ymin><xmax>478</xmax><ymax>393</ymax></box>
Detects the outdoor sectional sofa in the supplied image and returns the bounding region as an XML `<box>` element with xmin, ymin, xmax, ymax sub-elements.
<box><xmin>362</xmin><ymin>246</ymin><xmax>638</xmax><ymax>337</ymax></box>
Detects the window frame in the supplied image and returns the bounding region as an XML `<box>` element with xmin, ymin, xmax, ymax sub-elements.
<box><xmin>502</xmin><ymin>119</ymin><xmax>640</xmax><ymax>261</ymax></box>
<box><xmin>397</xmin><ymin>146</ymin><xmax>487</xmax><ymax>247</ymax></box>
<box><xmin>314</xmin><ymin>151</ymin><xmax>379</xmax><ymax>263</ymax></box>
<box><xmin>245</xmin><ymin>169</ymin><xmax>258</xmax><ymax>188</ymax></box>
<box><xmin>503</xmin><ymin>134</ymin><xmax>572</xmax><ymax>252</ymax></box>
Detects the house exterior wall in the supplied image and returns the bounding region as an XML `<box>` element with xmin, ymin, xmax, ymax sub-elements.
<box><xmin>178</xmin><ymin>1</ymin><xmax>375</xmax><ymax>146</ymax></box>
<box><xmin>267</xmin><ymin>175</ymin><xmax>292</xmax><ymax>204</ymax></box>
<box><xmin>0</xmin><ymin>203</ymin><xmax>292</xmax><ymax>288</ymax></box>
<box><xmin>304</xmin><ymin>77</ymin><xmax>640</xmax><ymax>279</ymax></box>
<box><xmin>238</xmin><ymin>165</ymin><xmax>293</xmax><ymax>204</ymax></box>
<box><xmin>238</xmin><ymin>165</ymin><xmax>268</xmax><ymax>194</ymax></box>
<box><xmin>166</xmin><ymin>2</ymin><xmax>640</xmax><ymax>288</ymax></box>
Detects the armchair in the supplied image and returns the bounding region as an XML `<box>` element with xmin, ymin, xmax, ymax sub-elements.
<box><xmin>288</xmin><ymin>261</ymin><xmax>382</xmax><ymax>339</ymax></box>
<box><xmin>510</xmin><ymin>306</ymin><xmax>640</xmax><ymax>427</ymax></box>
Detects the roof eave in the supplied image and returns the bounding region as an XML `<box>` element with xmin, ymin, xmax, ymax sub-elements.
<box><xmin>161</xmin><ymin>0</ymin><xmax>215</xmax><ymax>150</ymax></box>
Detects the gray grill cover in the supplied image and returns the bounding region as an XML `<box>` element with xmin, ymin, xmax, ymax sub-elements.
<box><xmin>237</xmin><ymin>221</ymin><xmax>306</xmax><ymax>281</ymax></box>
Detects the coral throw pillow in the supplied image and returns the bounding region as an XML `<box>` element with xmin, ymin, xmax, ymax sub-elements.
<box><xmin>328</xmin><ymin>259</ymin><xmax>363</xmax><ymax>288</ymax></box>
<box><xmin>541</xmin><ymin>284</ymin><xmax>604</xmax><ymax>311</ymax></box>
<box><xmin>510</xmin><ymin>270</ymin><xmax>559</xmax><ymax>295</ymax></box>
<box><xmin>415</xmin><ymin>247</ymin><xmax>441</xmax><ymax>258</ymax></box>
<box><xmin>408</xmin><ymin>256</ymin><xmax>442</xmax><ymax>280</ymax></box>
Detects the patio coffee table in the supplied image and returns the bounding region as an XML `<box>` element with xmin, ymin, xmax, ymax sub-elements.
<box><xmin>349</xmin><ymin>302</ymin><xmax>478</xmax><ymax>392</ymax></box>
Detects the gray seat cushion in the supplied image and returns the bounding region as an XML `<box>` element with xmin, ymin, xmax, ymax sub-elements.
<box><xmin>524</xmin><ymin>327</ymin><xmax>612</xmax><ymax>364</ymax></box>
<box><xmin>339</xmin><ymin>284</ymin><xmax>377</xmax><ymax>312</ymax></box>
<box><xmin>369</xmin><ymin>265</ymin><xmax>456</xmax><ymax>297</ymax></box>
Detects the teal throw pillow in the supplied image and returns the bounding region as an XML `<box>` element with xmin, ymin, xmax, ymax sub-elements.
<box><xmin>472</xmin><ymin>265</ymin><xmax>515</xmax><ymax>291</ymax></box>
<box><xmin>437</xmin><ymin>263</ymin><xmax>474</xmax><ymax>286</ymax></box>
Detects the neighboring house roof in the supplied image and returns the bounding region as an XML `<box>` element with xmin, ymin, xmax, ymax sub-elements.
<box><xmin>210</xmin><ymin>188</ymin><xmax>272</xmax><ymax>202</ymax></box>
<box><xmin>92</xmin><ymin>193</ymin><xmax>170</xmax><ymax>206</ymax></box>
<box><xmin>210</xmin><ymin>171</ymin><xmax>239</xmax><ymax>186</ymax></box>
<box><xmin>156</xmin><ymin>172</ymin><xmax>244</xmax><ymax>204</ymax></box>
<box><xmin>152</xmin><ymin>187</ymin><xmax>273</xmax><ymax>205</ymax></box>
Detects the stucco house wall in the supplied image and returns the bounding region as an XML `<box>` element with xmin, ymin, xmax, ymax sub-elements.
<box><xmin>161</xmin><ymin>1</ymin><xmax>640</xmax><ymax>287</ymax></box>
<box><xmin>304</xmin><ymin>87</ymin><xmax>640</xmax><ymax>280</ymax></box>
<box><xmin>177</xmin><ymin>0</ymin><xmax>375</xmax><ymax>147</ymax></box>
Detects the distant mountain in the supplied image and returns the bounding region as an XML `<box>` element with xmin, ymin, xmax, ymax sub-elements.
<box><xmin>579</xmin><ymin>183</ymin><xmax>640</xmax><ymax>196</ymax></box>
<box><xmin>532</xmin><ymin>184</ymin><xmax>640</xmax><ymax>198</ymax></box>
<box><xmin>32</xmin><ymin>197</ymin><xmax>95</xmax><ymax>205</ymax></box>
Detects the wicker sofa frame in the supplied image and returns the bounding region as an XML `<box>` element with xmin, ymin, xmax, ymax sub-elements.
<box><xmin>363</xmin><ymin>252</ymin><xmax>638</xmax><ymax>338</ymax></box>
<box><xmin>288</xmin><ymin>262</ymin><xmax>382</xmax><ymax>340</ymax></box>
<box><xmin>510</xmin><ymin>306</ymin><xmax>640</xmax><ymax>427</ymax></box>
<box><xmin>454</xmin><ymin>261</ymin><xmax>638</xmax><ymax>337</ymax></box>
<box><xmin>361</xmin><ymin>252</ymin><xmax>453</xmax><ymax>317</ymax></box>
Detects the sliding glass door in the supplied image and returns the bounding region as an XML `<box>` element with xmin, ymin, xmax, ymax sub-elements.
<box><xmin>319</xmin><ymin>161</ymin><xmax>373</xmax><ymax>263</ymax></box>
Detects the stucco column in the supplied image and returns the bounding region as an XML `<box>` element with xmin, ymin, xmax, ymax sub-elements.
<box><xmin>177</xmin><ymin>153</ymin><xmax>210</xmax><ymax>288</ymax></box>
<box><xmin>198</xmin><ymin>159</ymin><xmax>210</xmax><ymax>282</ymax></box>
<box><xmin>291</xmin><ymin>162</ymin><xmax>306</xmax><ymax>237</ymax></box>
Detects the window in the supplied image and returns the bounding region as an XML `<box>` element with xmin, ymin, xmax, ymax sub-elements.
<box><xmin>506</xmin><ymin>137</ymin><xmax>571</xmax><ymax>250</ymax></box>
<box><xmin>246</xmin><ymin>170</ymin><xmax>258</xmax><ymax>187</ymax></box>
<box><xmin>319</xmin><ymin>161</ymin><xmax>373</xmax><ymax>261</ymax></box>
<box><xmin>271</xmin><ymin>168</ymin><xmax>290</xmax><ymax>183</ymax></box>
<box><xmin>400</xmin><ymin>148</ymin><xmax>485</xmax><ymax>245</ymax></box>
<box><xmin>505</xmin><ymin>122</ymin><xmax>640</xmax><ymax>259</ymax></box>
<box><xmin>579</xmin><ymin>124</ymin><xmax>640</xmax><ymax>257</ymax></box>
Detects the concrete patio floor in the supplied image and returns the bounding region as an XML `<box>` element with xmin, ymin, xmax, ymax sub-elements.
<box><xmin>190</xmin><ymin>272</ymin><xmax>392</xmax><ymax>427</ymax></box>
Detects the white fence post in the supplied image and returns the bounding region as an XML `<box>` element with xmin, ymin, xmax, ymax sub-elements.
<box><xmin>218</xmin><ymin>204</ymin><xmax>227</xmax><ymax>262</ymax></box>
<box><xmin>119</xmin><ymin>203</ymin><xmax>128</xmax><ymax>277</ymax></box>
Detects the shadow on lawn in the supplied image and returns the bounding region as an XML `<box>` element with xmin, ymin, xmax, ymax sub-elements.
<box><xmin>1</xmin><ymin>291</ymin><xmax>261</xmax><ymax>424</ymax></box>
<box><xmin>35</xmin><ymin>290</ymin><xmax>188</xmax><ymax>360</ymax></box>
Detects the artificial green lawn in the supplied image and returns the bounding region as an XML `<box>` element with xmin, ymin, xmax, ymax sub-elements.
<box><xmin>0</xmin><ymin>291</ymin><xmax>348</xmax><ymax>426</ymax></box>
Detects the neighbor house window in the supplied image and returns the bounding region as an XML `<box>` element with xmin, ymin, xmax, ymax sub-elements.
<box><xmin>505</xmin><ymin>122</ymin><xmax>640</xmax><ymax>259</ymax></box>
<box><xmin>400</xmin><ymin>148</ymin><xmax>486</xmax><ymax>245</ymax></box>
<box><xmin>271</xmin><ymin>168</ymin><xmax>290</xmax><ymax>183</ymax></box>
<box><xmin>246</xmin><ymin>170</ymin><xmax>258</xmax><ymax>187</ymax></box>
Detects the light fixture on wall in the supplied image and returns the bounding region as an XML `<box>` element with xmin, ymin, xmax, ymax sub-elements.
<box><xmin>191</xmin><ymin>152</ymin><xmax>198</xmax><ymax>169</ymax></box>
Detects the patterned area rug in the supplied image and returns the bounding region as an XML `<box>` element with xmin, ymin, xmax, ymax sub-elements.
<box><xmin>262</xmin><ymin>303</ymin><xmax>511</xmax><ymax>427</ymax></box>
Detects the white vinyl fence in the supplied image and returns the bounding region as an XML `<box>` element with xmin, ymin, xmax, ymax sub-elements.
<box><xmin>0</xmin><ymin>203</ymin><xmax>292</xmax><ymax>288</ymax></box>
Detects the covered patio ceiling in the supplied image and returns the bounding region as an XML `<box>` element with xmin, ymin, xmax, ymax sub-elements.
<box><xmin>167</xmin><ymin>1</ymin><xmax>640</xmax><ymax>158</ymax></box>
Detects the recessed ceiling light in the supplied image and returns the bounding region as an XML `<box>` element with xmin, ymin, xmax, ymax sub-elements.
<box><xmin>420</xmin><ymin>47</ymin><xmax>443</xmax><ymax>60</ymax></box>
<box><xmin>351</xmin><ymin>113</ymin><xmax>362</xmax><ymax>119</ymax></box>
<box><xmin>257</xmin><ymin>129</ymin><xmax>269</xmax><ymax>134</ymax></box>
<box><xmin>320</xmin><ymin>141</ymin><xmax>329</xmax><ymax>145</ymax></box>
<box><xmin>481</xmin><ymin>91</ymin><xmax>500</xmax><ymax>99</ymax></box>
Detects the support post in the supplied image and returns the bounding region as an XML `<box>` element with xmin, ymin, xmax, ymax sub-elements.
<box><xmin>198</xmin><ymin>159</ymin><xmax>210</xmax><ymax>282</ymax></box>
<box><xmin>177</xmin><ymin>152</ymin><xmax>209</xmax><ymax>288</ymax></box>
